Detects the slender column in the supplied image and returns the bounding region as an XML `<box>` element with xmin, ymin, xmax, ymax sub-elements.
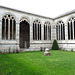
<box><xmin>58</xmin><ymin>25</ymin><xmax>59</xmax><ymax>40</ymax></box>
<box><xmin>41</xmin><ymin>24</ymin><xmax>44</xmax><ymax>41</ymax></box>
<box><xmin>33</xmin><ymin>23</ymin><xmax>35</xmax><ymax>40</ymax></box>
<box><xmin>65</xmin><ymin>24</ymin><xmax>68</xmax><ymax>40</ymax></box>
<box><xmin>60</xmin><ymin>24</ymin><xmax>61</xmax><ymax>40</ymax></box>
<box><xmin>49</xmin><ymin>26</ymin><xmax>50</xmax><ymax>40</ymax></box>
<box><xmin>72</xmin><ymin>20</ymin><xmax>74</xmax><ymax>40</ymax></box>
<box><xmin>37</xmin><ymin>23</ymin><xmax>38</xmax><ymax>40</ymax></box>
<box><xmin>47</xmin><ymin>25</ymin><xmax>48</xmax><ymax>40</ymax></box>
<box><xmin>69</xmin><ymin>21</ymin><xmax>71</xmax><ymax>40</ymax></box>
<box><xmin>8</xmin><ymin>19</ymin><xmax>10</xmax><ymax>40</ymax></box>
<box><xmin>73</xmin><ymin>22</ymin><xmax>75</xmax><ymax>39</ymax></box>
<box><xmin>45</xmin><ymin>25</ymin><xmax>46</xmax><ymax>40</ymax></box>
<box><xmin>39</xmin><ymin>24</ymin><xmax>40</xmax><ymax>40</ymax></box>
<box><xmin>4</xmin><ymin>19</ymin><xmax>6</xmax><ymax>39</ymax></box>
<box><xmin>61</xmin><ymin>24</ymin><xmax>63</xmax><ymax>40</ymax></box>
<box><xmin>12</xmin><ymin>19</ymin><xmax>14</xmax><ymax>40</ymax></box>
<box><xmin>46</xmin><ymin>25</ymin><xmax>47</xmax><ymax>40</ymax></box>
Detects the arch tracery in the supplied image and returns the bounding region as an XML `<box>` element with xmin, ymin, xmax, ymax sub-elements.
<box><xmin>56</xmin><ymin>20</ymin><xmax>65</xmax><ymax>40</ymax></box>
<box><xmin>2</xmin><ymin>14</ymin><xmax>16</xmax><ymax>40</ymax></box>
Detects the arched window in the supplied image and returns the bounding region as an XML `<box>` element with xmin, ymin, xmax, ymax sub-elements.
<box><xmin>44</xmin><ymin>22</ymin><xmax>51</xmax><ymax>40</ymax></box>
<box><xmin>33</xmin><ymin>20</ymin><xmax>41</xmax><ymax>40</ymax></box>
<box><xmin>56</xmin><ymin>21</ymin><xmax>65</xmax><ymax>40</ymax></box>
<box><xmin>2</xmin><ymin>14</ymin><xmax>16</xmax><ymax>40</ymax></box>
<box><xmin>68</xmin><ymin>17</ymin><xmax>75</xmax><ymax>40</ymax></box>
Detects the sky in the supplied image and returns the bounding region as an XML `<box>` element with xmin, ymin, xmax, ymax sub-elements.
<box><xmin>0</xmin><ymin>0</ymin><xmax>75</xmax><ymax>18</ymax></box>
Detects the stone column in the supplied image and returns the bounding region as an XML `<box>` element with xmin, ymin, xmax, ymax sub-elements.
<box><xmin>69</xmin><ymin>21</ymin><xmax>71</xmax><ymax>40</ymax></box>
<box><xmin>37</xmin><ymin>24</ymin><xmax>38</xmax><ymax>40</ymax></box>
<box><xmin>8</xmin><ymin>19</ymin><xmax>10</xmax><ymax>40</ymax></box>
<box><xmin>41</xmin><ymin>23</ymin><xmax>44</xmax><ymax>41</ymax></box>
<box><xmin>39</xmin><ymin>24</ymin><xmax>40</xmax><ymax>40</ymax></box>
<box><xmin>30</xmin><ymin>21</ymin><xmax>33</xmax><ymax>43</ymax></box>
<box><xmin>51</xmin><ymin>22</ymin><xmax>56</xmax><ymax>41</ymax></box>
<box><xmin>58</xmin><ymin>25</ymin><xmax>59</xmax><ymax>40</ymax></box>
<box><xmin>47</xmin><ymin>25</ymin><xmax>48</xmax><ymax>40</ymax></box>
<box><xmin>16</xmin><ymin>22</ymin><xmax>19</xmax><ymax>45</ymax></box>
<box><xmin>12</xmin><ymin>19</ymin><xmax>14</xmax><ymax>40</ymax></box>
<box><xmin>32</xmin><ymin>23</ymin><xmax>35</xmax><ymax>40</ymax></box>
<box><xmin>4</xmin><ymin>19</ymin><xmax>6</xmax><ymax>39</ymax></box>
<box><xmin>72</xmin><ymin>20</ymin><xmax>74</xmax><ymax>40</ymax></box>
<box><xmin>62</xmin><ymin>24</ymin><xmax>63</xmax><ymax>40</ymax></box>
<box><xmin>60</xmin><ymin>24</ymin><xmax>61</xmax><ymax>40</ymax></box>
<box><xmin>65</xmin><ymin>24</ymin><xmax>68</xmax><ymax>40</ymax></box>
<box><xmin>0</xmin><ymin>20</ymin><xmax>2</xmax><ymax>40</ymax></box>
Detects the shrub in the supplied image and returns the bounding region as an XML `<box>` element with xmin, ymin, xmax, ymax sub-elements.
<box><xmin>51</xmin><ymin>40</ymin><xmax>59</xmax><ymax>50</ymax></box>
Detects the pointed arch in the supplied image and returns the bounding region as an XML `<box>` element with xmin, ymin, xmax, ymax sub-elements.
<box><xmin>2</xmin><ymin>14</ymin><xmax>16</xmax><ymax>40</ymax></box>
<box><xmin>44</xmin><ymin>21</ymin><xmax>51</xmax><ymax>40</ymax></box>
<box><xmin>67</xmin><ymin>17</ymin><xmax>75</xmax><ymax>40</ymax></box>
<box><xmin>56</xmin><ymin>20</ymin><xmax>65</xmax><ymax>40</ymax></box>
<box><xmin>33</xmin><ymin>19</ymin><xmax>41</xmax><ymax>40</ymax></box>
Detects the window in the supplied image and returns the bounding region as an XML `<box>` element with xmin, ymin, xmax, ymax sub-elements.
<box><xmin>33</xmin><ymin>20</ymin><xmax>41</xmax><ymax>40</ymax></box>
<box><xmin>2</xmin><ymin>14</ymin><xmax>16</xmax><ymax>40</ymax></box>
<box><xmin>68</xmin><ymin>17</ymin><xmax>75</xmax><ymax>40</ymax></box>
<box><xmin>44</xmin><ymin>22</ymin><xmax>51</xmax><ymax>40</ymax></box>
<box><xmin>56</xmin><ymin>21</ymin><xmax>65</xmax><ymax>40</ymax></box>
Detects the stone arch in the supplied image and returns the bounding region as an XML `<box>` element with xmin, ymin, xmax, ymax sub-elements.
<box><xmin>66</xmin><ymin>16</ymin><xmax>75</xmax><ymax>23</ymax></box>
<box><xmin>44</xmin><ymin>21</ymin><xmax>51</xmax><ymax>40</ymax></box>
<box><xmin>2</xmin><ymin>12</ymin><xmax>16</xmax><ymax>20</ymax></box>
<box><xmin>2</xmin><ymin>13</ymin><xmax>16</xmax><ymax>40</ymax></box>
<box><xmin>56</xmin><ymin>20</ymin><xmax>65</xmax><ymax>40</ymax></box>
<box><xmin>67</xmin><ymin>16</ymin><xmax>75</xmax><ymax>40</ymax></box>
<box><xmin>19</xmin><ymin>16</ymin><xmax>30</xmax><ymax>48</ymax></box>
<box><xmin>20</xmin><ymin>16</ymin><xmax>30</xmax><ymax>24</ymax></box>
<box><xmin>33</xmin><ymin>19</ymin><xmax>41</xmax><ymax>40</ymax></box>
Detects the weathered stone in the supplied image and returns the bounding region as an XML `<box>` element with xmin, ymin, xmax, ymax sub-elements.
<box><xmin>44</xmin><ymin>48</ymin><xmax>50</xmax><ymax>56</ymax></box>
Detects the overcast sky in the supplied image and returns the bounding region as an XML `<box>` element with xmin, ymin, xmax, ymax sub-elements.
<box><xmin>0</xmin><ymin>0</ymin><xmax>75</xmax><ymax>18</ymax></box>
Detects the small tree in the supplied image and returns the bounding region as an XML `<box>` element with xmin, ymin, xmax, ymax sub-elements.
<box><xmin>51</xmin><ymin>40</ymin><xmax>59</xmax><ymax>50</ymax></box>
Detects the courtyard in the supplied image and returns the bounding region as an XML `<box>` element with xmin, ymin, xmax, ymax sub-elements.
<box><xmin>0</xmin><ymin>50</ymin><xmax>75</xmax><ymax>75</ymax></box>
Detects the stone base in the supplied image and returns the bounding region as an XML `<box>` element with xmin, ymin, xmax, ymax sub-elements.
<box><xmin>44</xmin><ymin>52</ymin><xmax>50</xmax><ymax>56</ymax></box>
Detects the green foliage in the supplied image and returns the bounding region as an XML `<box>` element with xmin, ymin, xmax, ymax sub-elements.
<box><xmin>51</xmin><ymin>40</ymin><xmax>59</xmax><ymax>50</ymax></box>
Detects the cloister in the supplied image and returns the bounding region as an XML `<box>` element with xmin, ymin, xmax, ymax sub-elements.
<box><xmin>0</xmin><ymin>6</ymin><xmax>75</xmax><ymax>52</ymax></box>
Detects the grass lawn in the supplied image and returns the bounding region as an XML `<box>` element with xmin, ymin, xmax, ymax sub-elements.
<box><xmin>0</xmin><ymin>50</ymin><xmax>75</xmax><ymax>75</ymax></box>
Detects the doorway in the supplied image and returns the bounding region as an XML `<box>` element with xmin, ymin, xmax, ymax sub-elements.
<box><xmin>19</xmin><ymin>20</ymin><xmax>30</xmax><ymax>48</ymax></box>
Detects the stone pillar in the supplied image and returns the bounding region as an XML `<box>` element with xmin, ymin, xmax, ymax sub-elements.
<box><xmin>12</xmin><ymin>19</ymin><xmax>14</xmax><ymax>40</ymax></box>
<box><xmin>41</xmin><ymin>23</ymin><xmax>44</xmax><ymax>41</ymax></box>
<box><xmin>51</xmin><ymin>21</ymin><xmax>56</xmax><ymax>41</ymax></box>
<box><xmin>8</xmin><ymin>19</ymin><xmax>10</xmax><ymax>40</ymax></box>
<box><xmin>39</xmin><ymin>24</ymin><xmax>40</xmax><ymax>40</ymax></box>
<box><xmin>65</xmin><ymin>24</ymin><xmax>68</xmax><ymax>40</ymax></box>
<box><xmin>4</xmin><ymin>19</ymin><xmax>6</xmax><ymax>40</ymax></box>
<box><xmin>0</xmin><ymin>20</ymin><xmax>2</xmax><ymax>40</ymax></box>
<box><xmin>69</xmin><ymin>21</ymin><xmax>71</xmax><ymax>40</ymax></box>
<box><xmin>58</xmin><ymin>25</ymin><xmax>59</xmax><ymax>40</ymax></box>
<box><xmin>72</xmin><ymin>20</ymin><xmax>74</xmax><ymax>40</ymax></box>
<box><xmin>34</xmin><ymin>24</ymin><xmax>35</xmax><ymax>40</ymax></box>
<box><xmin>16</xmin><ymin>22</ymin><xmax>19</xmax><ymax>47</ymax></box>
<box><xmin>30</xmin><ymin>21</ymin><xmax>33</xmax><ymax>43</ymax></box>
<box><xmin>47</xmin><ymin>25</ymin><xmax>48</xmax><ymax>40</ymax></box>
<box><xmin>60</xmin><ymin>24</ymin><xmax>61</xmax><ymax>40</ymax></box>
<box><xmin>37</xmin><ymin>24</ymin><xmax>38</xmax><ymax>40</ymax></box>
